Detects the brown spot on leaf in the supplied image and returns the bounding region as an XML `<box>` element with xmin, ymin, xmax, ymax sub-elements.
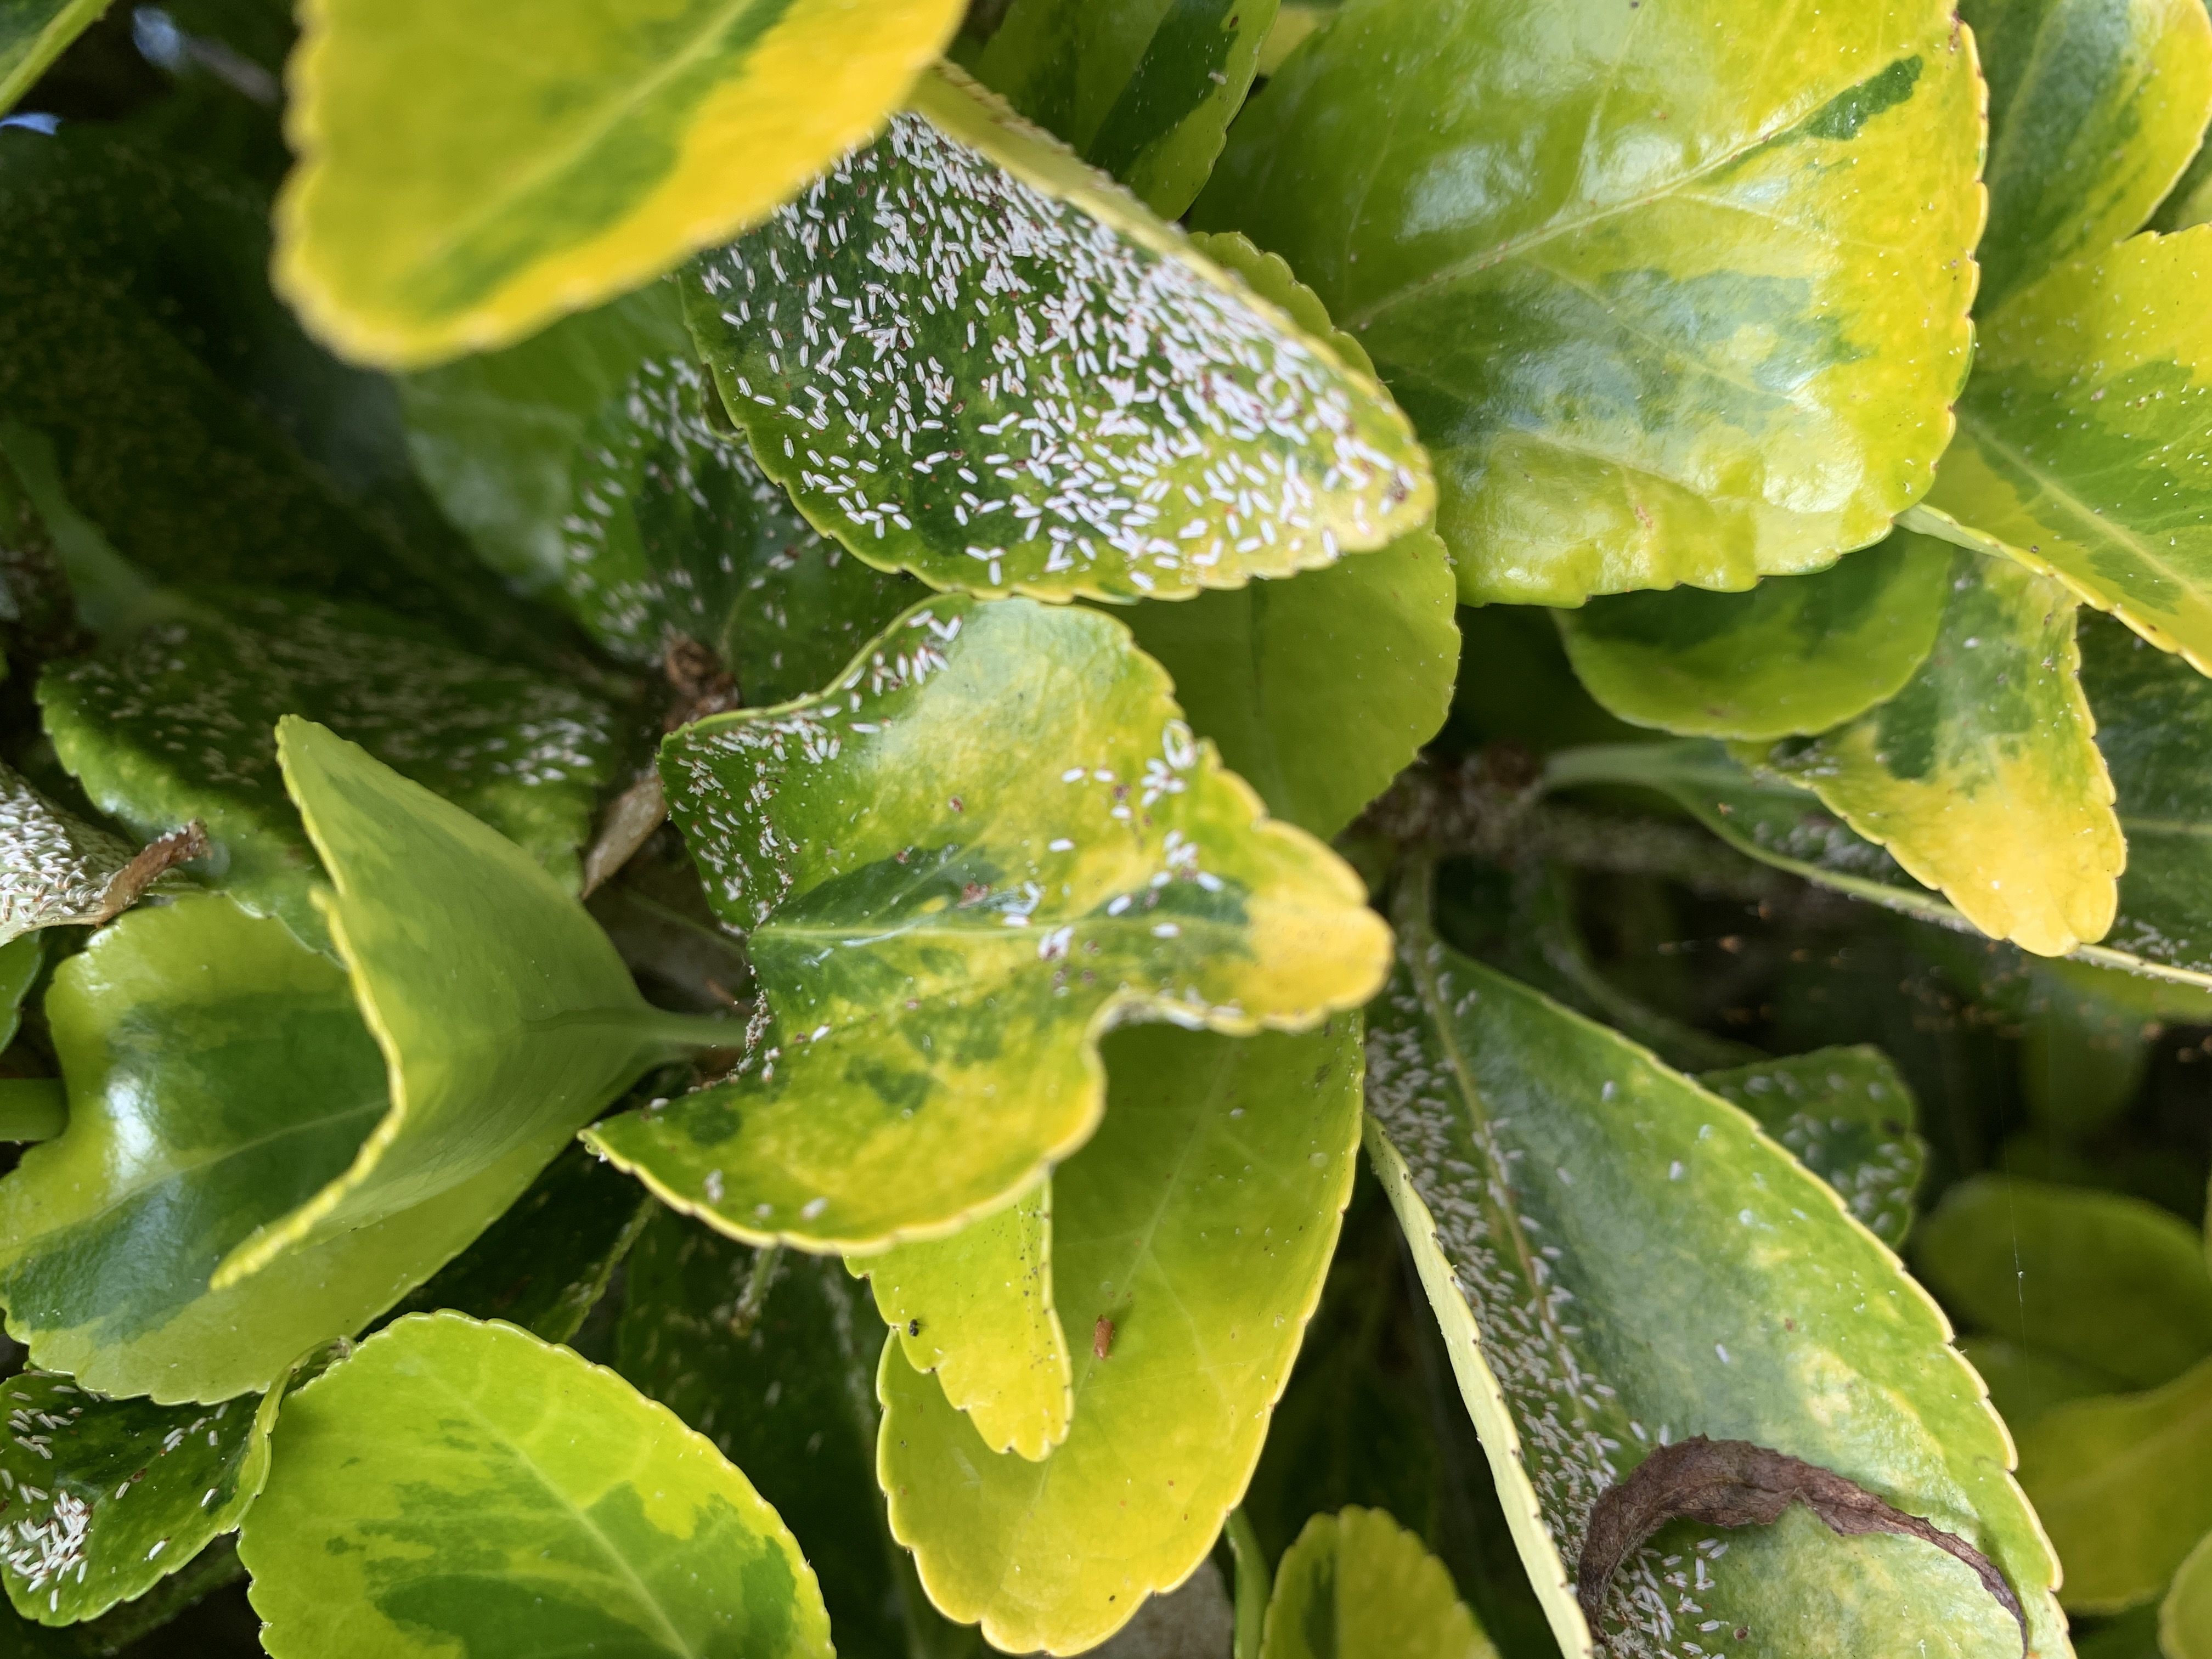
<box><xmin>1093</xmin><ymin>1316</ymin><xmax>1114</xmax><ymax>1360</ymax></box>
<box><xmin>97</xmin><ymin>820</ymin><xmax>208</xmax><ymax>923</ymax></box>
<box><xmin>1576</xmin><ymin>1437</ymin><xmax>2024</xmax><ymax>1652</ymax></box>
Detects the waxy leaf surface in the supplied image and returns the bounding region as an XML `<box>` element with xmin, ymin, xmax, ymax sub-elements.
<box><xmin>402</xmin><ymin>283</ymin><xmax>916</xmax><ymax>699</ymax></box>
<box><xmin>683</xmin><ymin>67</ymin><xmax>1431</xmax><ymax>605</ymax></box>
<box><xmin>1926</xmin><ymin>228</ymin><xmax>2212</xmax><ymax>673</ymax></box>
<box><xmin>1364</xmin><ymin>883</ymin><xmax>2064</xmax><ymax>1659</ymax></box>
<box><xmin>0</xmin><ymin>1374</ymin><xmax>277</xmax><ymax>1625</ymax></box>
<box><xmin>2015</xmin><ymin>1355</ymin><xmax>2212</xmax><ymax>1611</ymax></box>
<box><xmin>1967</xmin><ymin>0</ymin><xmax>2212</xmax><ymax>313</ymax></box>
<box><xmin>0</xmin><ymin>762</ymin><xmax>176</xmax><ymax>947</ymax></box>
<box><xmin>882</xmin><ymin>1019</ymin><xmax>1362</xmax><ymax>1655</ymax></box>
<box><xmin>855</xmin><ymin>1185</ymin><xmax>1071</xmax><ymax>1460</ymax></box>
<box><xmin>274</xmin><ymin>0</ymin><xmax>963</xmax><ymax>366</ymax></box>
<box><xmin>1260</xmin><ymin>1506</ymin><xmax>1496</xmax><ymax>1659</ymax></box>
<box><xmin>1699</xmin><ymin>1045</ymin><xmax>1928</xmax><ymax>1246</ymax></box>
<box><xmin>40</xmin><ymin>589</ymin><xmax>620</xmax><ymax>946</ymax></box>
<box><xmin>589</xmin><ymin>595</ymin><xmax>1389</xmax><ymax>1251</ymax></box>
<box><xmin>240</xmin><ymin>1313</ymin><xmax>834</xmax><ymax>1658</ymax></box>
<box><xmin>0</xmin><ymin>896</ymin><xmax>531</xmax><ymax>1402</ymax></box>
<box><xmin>974</xmin><ymin>0</ymin><xmax>1279</xmax><ymax>218</ymax></box>
<box><xmin>1751</xmin><ymin>545</ymin><xmax>2124</xmax><ymax>957</ymax></box>
<box><xmin>1195</xmin><ymin>0</ymin><xmax>1984</xmax><ymax>605</ymax></box>
<box><xmin>0</xmin><ymin>0</ymin><xmax>104</xmax><ymax>111</ymax></box>
<box><xmin>1558</xmin><ymin>538</ymin><xmax>1953</xmax><ymax>742</ymax></box>
<box><xmin>1917</xmin><ymin>1176</ymin><xmax>2212</xmax><ymax>1390</ymax></box>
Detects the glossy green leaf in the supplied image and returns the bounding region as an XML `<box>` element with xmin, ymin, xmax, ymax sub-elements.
<box><xmin>682</xmin><ymin>66</ymin><xmax>1432</xmax><ymax>606</ymax></box>
<box><xmin>1748</xmin><ymin>544</ymin><xmax>2124</xmax><ymax>957</ymax></box>
<box><xmin>0</xmin><ymin>761</ymin><xmax>180</xmax><ymax>948</ymax></box>
<box><xmin>0</xmin><ymin>1373</ymin><xmax>278</xmax><ymax>1625</ymax></box>
<box><xmin>973</xmin><ymin>0</ymin><xmax>1279</xmax><ymax>218</ymax></box>
<box><xmin>1958</xmin><ymin>1336</ymin><xmax>2119</xmax><ymax>1434</ymax></box>
<box><xmin>39</xmin><ymin>588</ymin><xmax>621</xmax><ymax>946</ymax></box>
<box><xmin>1968</xmin><ymin>0</ymin><xmax>2212</xmax><ymax>314</ymax></box>
<box><xmin>240</xmin><ymin>1312</ymin><xmax>834</xmax><ymax>1657</ymax></box>
<box><xmin>619</xmin><ymin>1212</ymin><xmax>979</xmax><ymax>1659</ymax></box>
<box><xmin>2163</xmin><ymin>1529</ymin><xmax>2212</xmax><ymax>1658</ymax></box>
<box><xmin>1923</xmin><ymin>228</ymin><xmax>2212</xmax><ymax>674</ymax></box>
<box><xmin>390</xmin><ymin>1142</ymin><xmax>653</xmax><ymax>1345</ymax></box>
<box><xmin>1365</xmin><ymin>873</ymin><xmax>2065</xmax><ymax>1659</ymax></box>
<box><xmin>1698</xmin><ymin>1045</ymin><xmax>1928</xmax><ymax>1246</ymax></box>
<box><xmin>883</xmin><ymin>1019</ymin><xmax>1362</xmax><ymax>1655</ymax></box>
<box><xmin>1114</xmin><ymin>231</ymin><xmax>1459</xmax><ymax>840</ymax></box>
<box><xmin>588</xmin><ymin>594</ymin><xmax>1389</xmax><ymax>1252</ymax></box>
<box><xmin>1917</xmin><ymin>1176</ymin><xmax>2212</xmax><ymax>1390</ymax></box>
<box><xmin>0</xmin><ymin>895</ymin><xmax>532</xmax><ymax>1402</ymax></box>
<box><xmin>1557</xmin><ymin>537</ymin><xmax>1954</xmax><ymax>742</ymax></box>
<box><xmin>274</xmin><ymin>0</ymin><xmax>964</xmax><ymax>367</ymax></box>
<box><xmin>215</xmin><ymin>719</ymin><xmax>724</xmax><ymax>1286</ymax></box>
<box><xmin>0</xmin><ymin>934</ymin><xmax>40</xmax><ymax>1053</ymax></box>
<box><xmin>1260</xmin><ymin>1507</ymin><xmax>1495</xmax><ymax>1659</ymax></box>
<box><xmin>0</xmin><ymin>0</ymin><xmax>105</xmax><ymax>114</ymax></box>
<box><xmin>854</xmin><ymin>1184</ymin><xmax>1071</xmax><ymax>1460</ymax></box>
<box><xmin>400</xmin><ymin>283</ymin><xmax>918</xmax><ymax>699</ymax></box>
<box><xmin>1195</xmin><ymin>0</ymin><xmax>1984</xmax><ymax>606</ymax></box>
<box><xmin>2016</xmin><ymin>1355</ymin><xmax>2212</xmax><ymax>1612</ymax></box>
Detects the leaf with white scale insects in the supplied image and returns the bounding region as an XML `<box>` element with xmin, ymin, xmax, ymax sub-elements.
<box><xmin>680</xmin><ymin>65</ymin><xmax>1432</xmax><ymax>605</ymax></box>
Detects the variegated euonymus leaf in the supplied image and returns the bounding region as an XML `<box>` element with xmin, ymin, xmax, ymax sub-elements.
<box><xmin>973</xmin><ymin>0</ymin><xmax>1279</xmax><ymax>218</ymax></box>
<box><xmin>1966</xmin><ymin>0</ymin><xmax>2212</xmax><ymax>316</ymax></box>
<box><xmin>681</xmin><ymin>65</ymin><xmax>1432</xmax><ymax>605</ymax></box>
<box><xmin>882</xmin><ymin>1019</ymin><xmax>1361</xmax><ymax>1655</ymax></box>
<box><xmin>1917</xmin><ymin>1176</ymin><xmax>2212</xmax><ymax>1390</ymax></box>
<box><xmin>1921</xmin><ymin>227</ymin><xmax>2212</xmax><ymax>672</ymax></box>
<box><xmin>587</xmin><ymin>595</ymin><xmax>1389</xmax><ymax>1252</ymax></box>
<box><xmin>619</xmin><ymin>1214</ymin><xmax>975</xmax><ymax>1658</ymax></box>
<box><xmin>0</xmin><ymin>895</ymin><xmax>535</xmax><ymax>1402</ymax></box>
<box><xmin>211</xmin><ymin>720</ymin><xmax>727</xmax><ymax>1289</ymax></box>
<box><xmin>274</xmin><ymin>0</ymin><xmax>964</xmax><ymax>366</ymax></box>
<box><xmin>1194</xmin><ymin>0</ymin><xmax>1984</xmax><ymax>607</ymax></box>
<box><xmin>1115</xmin><ymin>231</ymin><xmax>1460</xmax><ymax>839</ymax></box>
<box><xmin>240</xmin><ymin>1313</ymin><xmax>834</xmax><ymax>1658</ymax></box>
<box><xmin>402</xmin><ymin>283</ymin><xmax>917</xmax><ymax>701</ymax></box>
<box><xmin>1260</xmin><ymin>1506</ymin><xmax>1497</xmax><ymax>1659</ymax></box>
<box><xmin>1557</xmin><ymin>537</ymin><xmax>1954</xmax><ymax>743</ymax></box>
<box><xmin>0</xmin><ymin>1373</ymin><xmax>280</xmax><ymax>1625</ymax></box>
<box><xmin>1741</xmin><ymin>544</ymin><xmax>2124</xmax><ymax>957</ymax></box>
<box><xmin>39</xmin><ymin>589</ymin><xmax>619</xmax><ymax>947</ymax></box>
<box><xmin>0</xmin><ymin>0</ymin><xmax>105</xmax><ymax>111</ymax></box>
<box><xmin>0</xmin><ymin>760</ymin><xmax>196</xmax><ymax>948</ymax></box>
<box><xmin>2169</xmin><ymin>1532</ymin><xmax>2212</xmax><ymax>1656</ymax></box>
<box><xmin>1698</xmin><ymin>1046</ymin><xmax>1928</xmax><ymax>1247</ymax></box>
<box><xmin>851</xmin><ymin>1183</ymin><xmax>1071</xmax><ymax>1459</ymax></box>
<box><xmin>2015</xmin><ymin>1355</ymin><xmax>2212</xmax><ymax>1612</ymax></box>
<box><xmin>1364</xmin><ymin>870</ymin><xmax>2064</xmax><ymax>1659</ymax></box>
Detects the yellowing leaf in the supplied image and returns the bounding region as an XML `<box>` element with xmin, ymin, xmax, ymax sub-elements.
<box><xmin>1261</xmin><ymin>1507</ymin><xmax>1496</xmax><ymax>1659</ymax></box>
<box><xmin>587</xmin><ymin>595</ymin><xmax>1388</xmax><ymax>1252</ymax></box>
<box><xmin>1747</xmin><ymin>543</ymin><xmax>2123</xmax><ymax>957</ymax></box>
<box><xmin>274</xmin><ymin>0</ymin><xmax>966</xmax><ymax>368</ymax></box>
<box><xmin>2166</xmin><ymin>1530</ymin><xmax>2212</xmax><ymax>1658</ymax></box>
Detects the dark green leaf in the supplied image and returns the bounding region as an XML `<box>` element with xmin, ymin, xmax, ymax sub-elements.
<box><xmin>0</xmin><ymin>0</ymin><xmax>105</xmax><ymax>112</ymax></box>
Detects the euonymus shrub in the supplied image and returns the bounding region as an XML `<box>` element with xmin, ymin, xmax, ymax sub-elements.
<box><xmin>0</xmin><ymin>0</ymin><xmax>2209</xmax><ymax>1655</ymax></box>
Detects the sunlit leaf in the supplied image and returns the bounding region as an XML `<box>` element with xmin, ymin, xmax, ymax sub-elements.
<box><xmin>273</xmin><ymin>0</ymin><xmax>965</xmax><ymax>367</ymax></box>
<box><xmin>2016</xmin><ymin>1355</ymin><xmax>2212</xmax><ymax>1612</ymax></box>
<box><xmin>682</xmin><ymin>66</ymin><xmax>1431</xmax><ymax>605</ymax></box>
<box><xmin>618</xmin><ymin>1212</ymin><xmax>979</xmax><ymax>1659</ymax></box>
<box><xmin>1557</xmin><ymin>538</ymin><xmax>1953</xmax><ymax>742</ymax></box>
<box><xmin>0</xmin><ymin>0</ymin><xmax>103</xmax><ymax>111</ymax></box>
<box><xmin>1922</xmin><ymin>227</ymin><xmax>2212</xmax><ymax>673</ymax></box>
<box><xmin>973</xmin><ymin>0</ymin><xmax>1279</xmax><ymax>218</ymax></box>
<box><xmin>213</xmin><ymin>720</ymin><xmax>725</xmax><ymax>1288</ymax></box>
<box><xmin>882</xmin><ymin>1019</ymin><xmax>1361</xmax><ymax>1655</ymax></box>
<box><xmin>1195</xmin><ymin>0</ymin><xmax>1983</xmax><ymax>605</ymax></box>
<box><xmin>239</xmin><ymin>1313</ymin><xmax>834</xmax><ymax>1658</ymax></box>
<box><xmin>852</xmin><ymin>1184</ymin><xmax>1071</xmax><ymax>1460</ymax></box>
<box><xmin>1917</xmin><ymin>1176</ymin><xmax>2212</xmax><ymax>1390</ymax></box>
<box><xmin>0</xmin><ymin>761</ymin><xmax>199</xmax><ymax>949</ymax></box>
<box><xmin>2165</xmin><ymin>1529</ymin><xmax>2212</xmax><ymax>1658</ymax></box>
<box><xmin>1261</xmin><ymin>1506</ymin><xmax>1496</xmax><ymax>1659</ymax></box>
<box><xmin>588</xmin><ymin>595</ymin><xmax>1388</xmax><ymax>1252</ymax></box>
<box><xmin>400</xmin><ymin>282</ymin><xmax>917</xmax><ymax>700</ymax></box>
<box><xmin>0</xmin><ymin>1373</ymin><xmax>279</xmax><ymax>1625</ymax></box>
<box><xmin>1364</xmin><ymin>870</ymin><xmax>2065</xmax><ymax>1659</ymax></box>
<box><xmin>1967</xmin><ymin>0</ymin><xmax>2212</xmax><ymax>313</ymax></box>
<box><xmin>1698</xmin><ymin>1045</ymin><xmax>1928</xmax><ymax>1246</ymax></box>
<box><xmin>39</xmin><ymin>588</ymin><xmax>621</xmax><ymax>947</ymax></box>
